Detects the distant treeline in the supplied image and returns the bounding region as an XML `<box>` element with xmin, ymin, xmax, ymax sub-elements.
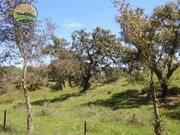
<box><xmin>15</xmin><ymin>12</ymin><xmax>36</xmax><ymax>18</ymax></box>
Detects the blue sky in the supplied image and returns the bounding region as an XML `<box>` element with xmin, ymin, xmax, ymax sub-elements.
<box><xmin>34</xmin><ymin>0</ymin><xmax>174</xmax><ymax>42</ymax></box>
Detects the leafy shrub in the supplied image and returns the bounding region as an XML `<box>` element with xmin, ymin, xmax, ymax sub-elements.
<box><xmin>0</xmin><ymin>82</ymin><xmax>14</xmax><ymax>94</ymax></box>
<box><xmin>127</xmin><ymin>71</ymin><xmax>145</xmax><ymax>83</ymax></box>
<box><xmin>28</xmin><ymin>82</ymin><xmax>41</xmax><ymax>91</ymax></box>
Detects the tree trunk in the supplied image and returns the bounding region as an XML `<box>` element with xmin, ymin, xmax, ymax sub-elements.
<box><xmin>56</xmin><ymin>82</ymin><xmax>63</xmax><ymax>90</ymax></box>
<box><xmin>56</xmin><ymin>76</ymin><xmax>63</xmax><ymax>90</ymax></box>
<box><xmin>161</xmin><ymin>83</ymin><xmax>168</xmax><ymax>99</ymax></box>
<box><xmin>68</xmin><ymin>78</ymin><xmax>72</xmax><ymax>87</ymax></box>
<box><xmin>23</xmin><ymin>61</ymin><xmax>33</xmax><ymax>133</ymax></box>
<box><xmin>82</xmin><ymin>76</ymin><xmax>91</xmax><ymax>91</ymax></box>
<box><xmin>62</xmin><ymin>80</ymin><xmax>65</xmax><ymax>88</ymax></box>
<box><xmin>150</xmin><ymin>70</ymin><xmax>162</xmax><ymax>135</ymax></box>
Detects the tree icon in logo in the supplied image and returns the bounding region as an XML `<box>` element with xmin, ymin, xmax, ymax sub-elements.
<box><xmin>13</xmin><ymin>3</ymin><xmax>38</xmax><ymax>24</ymax></box>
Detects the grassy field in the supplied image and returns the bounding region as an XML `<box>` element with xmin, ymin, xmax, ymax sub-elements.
<box><xmin>14</xmin><ymin>15</ymin><xmax>35</xmax><ymax>23</ymax></box>
<box><xmin>0</xmin><ymin>70</ymin><xmax>179</xmax><ymax>135</ymax></box>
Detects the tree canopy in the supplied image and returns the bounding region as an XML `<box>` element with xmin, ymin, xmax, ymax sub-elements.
<box><xmin>71</xmin><ymin>27</ymin><xmax>121</xmax><ymax>91</ymax></box>
<box><xmin>114</xmin><ymin>0</ymin><xmax>180</xmax><ymax>98</ymax></box>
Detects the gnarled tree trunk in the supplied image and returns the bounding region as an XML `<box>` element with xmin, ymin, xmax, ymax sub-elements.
<box><xmin>23</xmin><ymin>60</ymin><xmax>33</xmax><ymax>133</ymax></box>
<box><xmin>82</xmin><ymin>76</ymin><xmax>91</xmax><ymax>91</ymax></box>
<box><xmin>150</xmin><ymin>70</ymin><xmax>162</xmax><ymax>135</ymax></box>
<box><xmin>82</xmin><ymin>64</ymin><xmax>92</xmax><ymax>91</ymax></box>
<box><xmin>161</xmin><ymin>83</ymin><xmax>168</xmax><ymax>99</ymax></box>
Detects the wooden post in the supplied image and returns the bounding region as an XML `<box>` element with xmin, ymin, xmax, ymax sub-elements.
<box><xmin>84</xmin><ymin>121</ymin><xmax>87</xmax><ymax>135</ymax></box>
<box><xmin>3</xmin><ymin>110</ymin><xmax>6</xmax><ymax>131</ymax></box>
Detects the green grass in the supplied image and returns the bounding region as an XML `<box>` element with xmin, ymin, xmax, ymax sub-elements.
<box><xmin>0</xmin><ymin>73</ymin><xmax>179</xmax><ymax>135</ymax></box>
<box><xmin>14</xmin><ymin>15</ymin><xmax>35</xmax><ymax>23</ymax></box>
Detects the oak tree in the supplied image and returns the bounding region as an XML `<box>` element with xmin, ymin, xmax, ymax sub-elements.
<box><xmin>43</xmin><ymin>36</ymin><xmax>82</xmax><ymax>90</ymax></box>
<box><xmin>72</xmin><ymin>27</ymin><xmax>120</xmax><ymax>91</ymax></box>
<box><xmin>114</xmin><ymin>0</ymin><xmax>180</xmax><ymax>98</ymax></box>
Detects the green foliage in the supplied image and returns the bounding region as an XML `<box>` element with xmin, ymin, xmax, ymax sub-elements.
<box><xmin>0</xmin><ymin>82</ymin><xmax>14</xmax><ymax>95</ymax></box>
<box><xmin>120</xmin><ymin>46</ymin><xmax>144</xmax><ymax>74</ymax></box>
<box><xmin>27</xmin><ymin>65</ymin><xmax>49</xmax><ymax>91</ymax></box>
<box><xmin>0</xmin><ymin>66</ymin><xmax>21</xmax><ymax>94</ymax></box>
<box><xmin>114</xmin><ymin>0</ymin><xmax>180</xmax><ymax>98</ymax></box>
<box><xmin>28</xmin><ymin>82</ymin><xmax>40</xmax><ymax>91</ymax></box>
<box><xmin>44</xmin><ymin>37</ymin><xmax>83</xmax><ymax>90</ymax></box>
<box><xmin>127</xmin><ymin>71</ymin><xmax>145</xmax><ymax>83</ymax></box>
<box><xmin>72</xmin><ymin>27</ymin><xmax>121</xmax><ymax>90</ymax></box>
<box><xmin>101</xmin><ymin>67</ymin><xmax>123</xmax><ymax>83</ymax></box>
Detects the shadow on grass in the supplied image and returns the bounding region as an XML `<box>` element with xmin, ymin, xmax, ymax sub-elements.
<box><xmin>163</xmin><ymin>111</ymin><xmax>180</xmax><ymax>121</ymax></box>
<box><xmin>168</xmin><ymin>86</ymin><xmax>180</xmax><ymax>96</ymax></box>
<box><xmin>31</xmin><ymin>93</ymin><xmax>78</xmax><ymax>106</ymax></box>
<box><xmin>85</xmin><ymin>89</ymin><xmax>149</xmax><ymax>110</ymax></box>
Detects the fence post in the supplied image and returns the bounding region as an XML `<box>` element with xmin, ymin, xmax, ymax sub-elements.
<box><xmin>84</xmin><ymin>121</ymin><xmax>87</xmax><ymax>135</ymax></box>
<box><xmin>3</xmin><ymin>110</ymin><xmax>6</xmax><ymax>131</ymax></box>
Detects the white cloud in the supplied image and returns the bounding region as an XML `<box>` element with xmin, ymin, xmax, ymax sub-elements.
<box><xmin>64</xmin><ymin>20</ymin><xmax>82</xmax><ymax>28</ymax></box>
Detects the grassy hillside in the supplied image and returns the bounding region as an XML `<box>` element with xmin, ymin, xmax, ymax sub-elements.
<box><xmin>0</xmin><ymin>70</ymin><xmax>179</xmax><ymax>135</ymax></box>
